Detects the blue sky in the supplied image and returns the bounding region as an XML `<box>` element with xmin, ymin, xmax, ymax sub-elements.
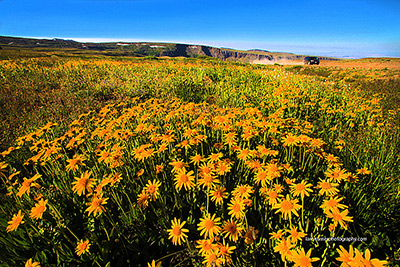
<box><xmin>1</xmin><ymin>0</ymin><xmax>400</xmax><ymax>58</ymax></box>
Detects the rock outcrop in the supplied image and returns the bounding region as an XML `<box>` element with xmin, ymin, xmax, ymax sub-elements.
<box><xmin>160</xmin><ymin>44</ymin><xmax>338</xmax><ymax>62</ymax></box>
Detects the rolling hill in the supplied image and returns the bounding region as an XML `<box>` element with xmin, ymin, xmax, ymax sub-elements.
<box><xmin>0</xmin><ymin>35</ymin><xmax>339</xmax><ymax>62</ymax></box>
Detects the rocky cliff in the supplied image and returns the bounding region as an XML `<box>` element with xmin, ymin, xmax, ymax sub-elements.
<box><xmin>161</xmin><ymin>44</ymin><xmax>338</xmax><ymax>62</ymax></box>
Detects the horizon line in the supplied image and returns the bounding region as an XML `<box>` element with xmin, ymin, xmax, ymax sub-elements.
<box><xmin>2</xmin><ymin>35</ymin><xmax>399</xmax><ymax>59</ymax></box>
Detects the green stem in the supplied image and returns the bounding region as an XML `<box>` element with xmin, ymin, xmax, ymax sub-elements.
<box><xmin>101</xmin><ymin>219</ymin><xmax>111</xmax><ymax>241</ymax></box>
<box><xmin>157</xmin><ymin>249</ymin><xmax>187</xmax><ymax>262</ymax></box>
<box><xmin>206</xmin><ymin>187</ymin><xmax>210</xmax><ymax>213</ymax></box>
<box><xmin>301</xmin><ymin>197</ymin><xmax>304</xmax><ymax>229</ymax></box>
<box><xmin>49</xmin><ymin>202</ymin><xmax>79</xmax><ymax>241</ymax></box>
<box><xmin>111</xmin><ymin>187</ymin><xmax>128</xmax><ymax>221</ymax></box>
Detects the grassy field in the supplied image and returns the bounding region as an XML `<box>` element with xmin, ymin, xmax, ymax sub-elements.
<box><xmin>0</xmin><ymin>49</ymin><xmax>399</xmax><ymax>266</ymax></box>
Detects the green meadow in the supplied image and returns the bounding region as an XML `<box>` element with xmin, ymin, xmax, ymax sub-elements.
<box><xmin>0</xmin><ymin>49</ymin><xmax>399</xmax><ymax>266</ymax></box>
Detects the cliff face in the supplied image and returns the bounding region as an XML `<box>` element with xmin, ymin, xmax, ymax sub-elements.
<box><xmin>160</xmin><ymin>44</ymin><xmax>274</xmax><ymax>61</ymax></box>
<box><xmin>160</xmin><ymin>44</ymin><xmax>338</xmax><ymax>62</ymax></box>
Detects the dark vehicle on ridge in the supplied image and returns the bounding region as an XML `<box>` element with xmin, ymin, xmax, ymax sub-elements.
<box><xmin>304</xmin><ymin>56</ymin><xmax>320</xmax><ymax>65</ymax></box>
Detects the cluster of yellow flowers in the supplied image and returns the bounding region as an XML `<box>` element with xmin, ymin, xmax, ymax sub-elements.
<box><xmin>1</xmin><ymin>91</ymin><xmax>390</xmax><ymax>266</ymax></box>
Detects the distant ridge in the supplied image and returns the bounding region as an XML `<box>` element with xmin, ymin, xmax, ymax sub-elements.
<box><xmin>248</xmin><ymin>49</ymin><xmax>272</xmax><ymax>53</ymax></box>
<box><xmin>0</xmin><ymin>36</ymin><xmax>340</xmax><ymax>62</ymax></box>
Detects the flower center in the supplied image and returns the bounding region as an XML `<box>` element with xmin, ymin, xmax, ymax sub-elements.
<box><xmin>268</xmin><ymin>165</ymin><xmax>279</xmax><ymax>173</ymax></box>
<box><xmin>327</xmin><ymin>199</ymin><xmax>338</xmax><ymax>207</ymax></box>
<box><xmin>281</xmin><ymin>200</ymin><xmax>293</xmax><ymax>211</ymax></box>
<box><xmin>175</xmin><ymin>162</ymin><xmax>184</xmax><ymax>169</ymax></box>
<box><xmin>321</xmin><ymin>182</ymin><xmax>332</xmax><ymax>189</ymax></box>
<box><xmin>203</xmin><ymin>175</ymin><xmax>213</xmax><ymax>183</ymax></box>
<box><xmin>202</xmin><ymin>167</ymin><xmax>211</xmax><ymax>174</ymax></box>
<box><xmin>172</xmin><ymin>226</ymin><xmax>181</xmax><ymax>236</ymax></box>
<box><xmin>219</xmin><ymin>165</ymin><xmax>227</xmax><ymax>171</ymax></box>
<box><xmin>238</xmin><ymin>187</ymin><xmax>246</xmax><ymax>194</ymax></box>
<box><xmin>203</xmin><ymin>242</ymin><xmax>212</xmax><ymax>250</ymax></box>
<box><xmin>180</xmin><ymin>174</ymin><xmax>189</xmax><ymax>183</ymax></box>
<box><xmin>232</xmin><ymin>203</ymin><xmax>241</xmax><ymax>212</ymax></box>
<box><xmin>269</xmin><ymin>191</ymin><xmax>277</xmax><ymax>198</ymax></box>
<box><xmin>147</xmin><ymin>185</ymin><xmax>156</xmax><ymax>194</ymax></box>
<box><xmin>299</xmin><ymin>256</ymin><xmax>311</xmax><ymax>266</ymax></box>
<box><xmin>205</xmin><ymin>219</ymin><xmax>214</xmax><ymax>229</ymax></box>
<box><xmin>296</xmin><ymin>184</ymin><xmax>305</xmax><ymax>191</ymax></box>
<box><xmin>258</xmin><ymin>172</ymin><xmax>267</xmax><ymax>180</ymax></box>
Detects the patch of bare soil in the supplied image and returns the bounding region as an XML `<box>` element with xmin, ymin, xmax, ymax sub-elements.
<box><xmin>254</xmin><ymin>58</ymin><xmax>400</xmax><ymax>70</ymax></box>
<box><xmin>320</xmin><ymin>58</ymin><xmax>400</xmax><ymax>70</ymax></box>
